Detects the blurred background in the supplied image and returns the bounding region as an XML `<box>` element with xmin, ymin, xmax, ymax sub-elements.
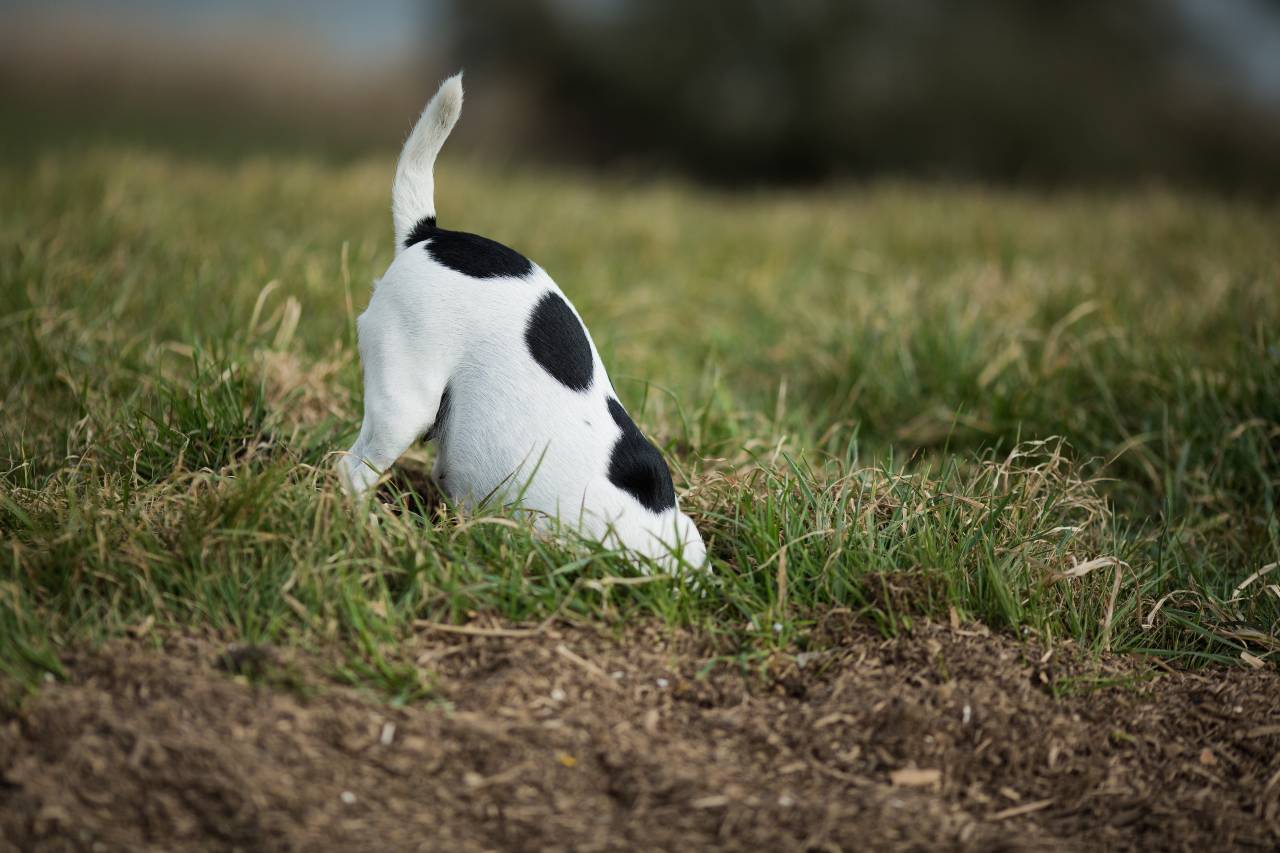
<box><xmin>3</xmin><ymin>0</ymin><xmax>1280</xmax><ymax>192</ymax></box>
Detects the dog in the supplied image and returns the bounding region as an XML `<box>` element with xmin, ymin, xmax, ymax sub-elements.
<box><xmin>338</xmin><ymin>74</ymin><xmax>707</xmax><ymax>571</ymax></box>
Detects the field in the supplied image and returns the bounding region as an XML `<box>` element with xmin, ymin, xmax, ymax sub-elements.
<box><xmin>2</xmin><ymin>136</ymin><xmax>1279</xmax><ymax>849</ymax></box>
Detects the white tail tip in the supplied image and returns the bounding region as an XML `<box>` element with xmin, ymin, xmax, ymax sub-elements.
<box><xmin>407</xmin><ymin>73</ymin><xmax>463</xmax><ymax>164</ymax></box>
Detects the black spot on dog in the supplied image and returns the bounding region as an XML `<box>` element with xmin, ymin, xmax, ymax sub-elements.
<box><xmin>405</xmin><ymin>216</ymin><xmax>533</xmax><ymax>279</ymax></box>
<box><xmin>404</xmin><ymin>216</ymin><xmax>437</xmax><ymax>247</ymax></box>
<box><xmin>525</xmin><ymin>292</ymin><xmax>594</xmax><ymax>392</ymax></box>
<box><xmin>606</xmin><ymin>398</ymin><xmax>676</xmax><ymax>513</ymax></box>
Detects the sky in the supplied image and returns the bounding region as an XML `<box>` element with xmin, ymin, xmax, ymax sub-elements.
<box><xmin>3</xmin><ymin>0</ymin><xmax>435</xmax><ymax>70</ymax></box>
<box><xmin>4</xmin><ymin>0</ymin><xmax>1278</xmax><ymax>111</ymax></box>
<box><xmin>1175</xmin><ymin>0</ymin><xmax>1280</xmax><ymax>106</ymax></box>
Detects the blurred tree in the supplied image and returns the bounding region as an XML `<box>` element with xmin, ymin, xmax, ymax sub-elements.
<box><xmin>442</xmin><ymin>0</ymin><xmax>1280</xmax><ymax>191</ymax></box>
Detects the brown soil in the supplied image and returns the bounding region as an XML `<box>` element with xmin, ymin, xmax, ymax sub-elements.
<box><xmin>2</xmin><ymin>621</ymin><xmax>1278</xmax><ymax>852</ymax></box>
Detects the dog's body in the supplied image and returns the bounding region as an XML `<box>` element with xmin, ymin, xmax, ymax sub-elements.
<box><xmin>339</xmin><ymin>74</ymin><xmax>706</xmax><ymax>569</ymax></box>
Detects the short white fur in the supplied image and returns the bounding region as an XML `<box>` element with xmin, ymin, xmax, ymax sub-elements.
<box><xmin>339</xmin><ymin>74</ymin><xmax>707</xmax><ymax>571</ymax></box>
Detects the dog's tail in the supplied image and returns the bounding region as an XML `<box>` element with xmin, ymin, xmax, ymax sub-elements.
<box><xmin>392</xmin><ymin>72</ymin><xmax>463</xmax><ymax>250</ymax></box>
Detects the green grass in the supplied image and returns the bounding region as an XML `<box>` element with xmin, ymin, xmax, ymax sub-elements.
<box><xmin>2</xmin><ymin>137</ymin><xmax>1278</xmax><ymax>700</ymax></box>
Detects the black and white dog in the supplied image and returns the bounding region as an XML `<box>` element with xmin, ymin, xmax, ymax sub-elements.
<box><xmin>339</xmin><ymin>74</ymin><xmax>707</xmax><ymax>570</ymax></box>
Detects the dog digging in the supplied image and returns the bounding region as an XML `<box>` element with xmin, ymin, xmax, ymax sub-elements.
<box><xmin>338</xmin><ymin>74</ymin><xmax>706</xmax><ymax>571</ymax></box>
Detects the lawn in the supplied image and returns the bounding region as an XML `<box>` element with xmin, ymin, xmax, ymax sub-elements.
<box><xmin>2</xmin><ymin>138</ymin><xmax>1278</xmax><ymax>701</ymax></box>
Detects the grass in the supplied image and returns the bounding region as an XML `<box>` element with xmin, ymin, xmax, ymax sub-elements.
<box><xmin>2</xmin><ymin>134</ymin><xmax>1278</xmax><ymax>701</ymax></box>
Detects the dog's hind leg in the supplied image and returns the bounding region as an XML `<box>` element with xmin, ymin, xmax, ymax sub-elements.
<box><xmin>339</xmin><ymin>328</ymin><xmax>450</xmax><ymax>497</ymax></box>
<box><xmin>340</xmin><ymin>409</ymin><xmax>424</xmax><ymax>497</ymax></box>
<box><xmin>340</xmin><ymin>385</ymin><xmax>446</xmax><ymax>497</ymax></box>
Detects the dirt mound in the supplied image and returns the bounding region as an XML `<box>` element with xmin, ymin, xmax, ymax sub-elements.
<box><xmin>3</xmin><ymin>622</ymin><xmax>1278</xmax><ymax>851</ymax></box>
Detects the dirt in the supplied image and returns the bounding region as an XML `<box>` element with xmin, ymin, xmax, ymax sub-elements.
<box><xmin>2</xmin><ymin>620</ymin><xmax>1278</xmax><ymax>852</ymax></box>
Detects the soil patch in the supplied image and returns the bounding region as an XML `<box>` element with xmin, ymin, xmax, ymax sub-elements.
<box><xmin>2</xmin><ymin>621</ymin><xmax>1278</xmax><ymax>851</ymax></box>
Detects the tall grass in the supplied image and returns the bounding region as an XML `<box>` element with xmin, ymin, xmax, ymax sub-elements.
<box><xmin>1</xmin><ymin>143</ymin><xmax>1277</xmax><ymax>698</ymax></box>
